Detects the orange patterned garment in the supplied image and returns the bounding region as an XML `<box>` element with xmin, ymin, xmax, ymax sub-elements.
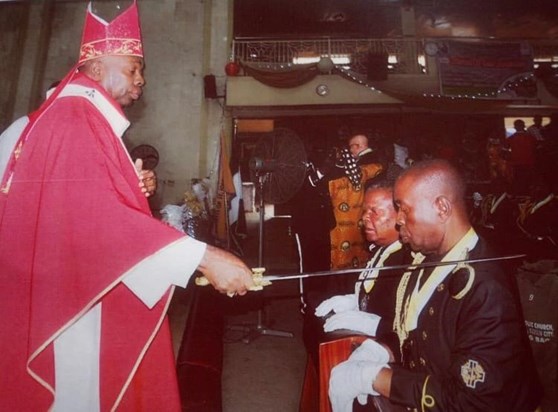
<box><xmin>328</xmin><ymin>163</ymin><xmax>383</xmax><ymax>269</ymax></box>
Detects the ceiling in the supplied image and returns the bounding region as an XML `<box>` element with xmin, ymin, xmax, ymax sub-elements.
<box><xmin>234</xmin><ymin>0</ymin><xmax>558</xmax><ymax>39</ymax></box>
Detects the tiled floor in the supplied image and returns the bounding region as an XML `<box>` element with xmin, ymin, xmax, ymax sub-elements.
<box><xmin>169</xmin><ymin>213</ymin><xmax>309</xmax><ymax>411</ymax></box>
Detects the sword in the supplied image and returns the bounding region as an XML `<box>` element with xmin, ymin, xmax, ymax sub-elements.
<box><xmin>262</xmin><ymin>253</ymin><xmax>526</xmax><ymax>282</ymax></box>
<box><xmin>195</xmin><ymin>253</ymin><xmax>526</xmax><ymax>290</ymax></box>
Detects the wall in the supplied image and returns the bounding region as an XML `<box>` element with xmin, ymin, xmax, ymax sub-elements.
<box><xmin>2</xmin><ymin>0</ymin><xmax>232</xmax><ymax>209</ymax></box>
<box><xmin>0</xmin><ymin>2</ymin><xmax>29</xmax><ymax>127</ymax></box>
<box><xmin>226</xmin><ymin>74</ymin><xmax>403</xmax><ymax>107</ymax></box>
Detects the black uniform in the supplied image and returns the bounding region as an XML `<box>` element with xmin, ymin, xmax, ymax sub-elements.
<box><xmin>474</xmin><ymin>191</ymin><xmax>524</xmax><ymax>256</ymax></box>
<box><xmin>303</xmin><ymin>241</ymin><xmax>409</xmax><ymax>369</ymax></box>
<box><xmin>357</xmin><ymin>241</ymin><xmax>411</xmax><ymax>345</ymax></box>
<box><xmin>517</xmin><ymin>193</ymin><xmax>558</xmax><ymax>262</ymax></box>
<box><xmin>385</xmin><ymin>237</ymin><xmax>542</xmax><ymax>411</ymax></box>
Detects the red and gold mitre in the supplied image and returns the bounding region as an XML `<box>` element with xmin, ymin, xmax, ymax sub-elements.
<box><xmin>79</xmin><ymin>0</ymin><xmax>143</xmax><ymax>64</ymax></box>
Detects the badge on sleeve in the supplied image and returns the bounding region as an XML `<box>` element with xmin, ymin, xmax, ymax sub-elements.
<box><xmin>461</xmin><ymin>359</ymin><xmax>486</xmax><ymax>389</ymax></box>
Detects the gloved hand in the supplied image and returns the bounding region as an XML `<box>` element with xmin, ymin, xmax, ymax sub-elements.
<box><xmin>323</xmin><ymin>310</ymin><xmax>381</xmax><ymax>336</ymax></box>
<box><xmin>328</xmin><ymin>359</ymin><xmax>386</xmax><ymax>412</ymax></box>
<box><xmin>348</xmin><ymin>339</ymin><xmax>390</xmax><ymax>364</ymax></box>
<box><xmin>315</xmin><ymin>294</ymin><xmax>358</xmax><ymax>317</ymax></box>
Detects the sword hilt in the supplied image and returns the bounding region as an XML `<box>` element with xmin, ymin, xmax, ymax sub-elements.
<box><xmin>194</xmin><ymin>267</ymin><xmax>273</xmax><ymax>293</ymax></box>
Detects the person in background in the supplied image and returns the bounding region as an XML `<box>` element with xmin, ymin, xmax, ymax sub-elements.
<box><xmin>541</xmin><ymin>112</ymin><xmax>558</xmax><ymax>143</ymax></box>
<box><xmin>326</xmin><ymin>132</ymin><xmax>384</xmax><ymax>280</ymax></box>
<box><xmin>0</xmin><ymin>2</ymin><xmax>253</xmax><ymax>410</ymax></box>
<box><xmin>302</xmin><ymin>132</ymin><xmax>385</xmax><ymax>322</ymax></box>
<box><xmin>527</xmin><ymin>115</ymin><xmax>544</xmax><ymax>143</ymax></box>
<box><xmin>516</xmin><ymin>178</ymin><xmax>558</xmax><ymax>262</ymax></box>
<box><xmin>385</xmin><ymin>137</ymin><xmax>410</xmax><ymax>181</ymax></box>
<box><xmin>0</xmin><ymin>81</ymin><xmax>59</xmax><ymax>179</ymax></box>
<box><xmin>292</xmin><ymin>143</ymin><xmax>336</xmax><ymax>309</ymax></box>
<box><xmin>328</xmin><ymin>159</ymin><xmax>541</xmax><ymax>412</ymax></box>
<box><xmin>505</xmin><ymin>119</ymin><xmax>537</xmax><ymax>196</ymax></box>
<box><xmin>486</xmin><ymin>126</ymin><xmax>512</xmax><ymax>185</ymax></box>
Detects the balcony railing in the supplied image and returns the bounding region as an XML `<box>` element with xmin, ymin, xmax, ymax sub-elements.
<box><xmin>233</xmin><ymin>38</ymin><xmax>425</xmax><ymax>75</ymax></box>
<box><xmin>232</xmin><ymin>37</ymin><xmax>558</xmax><ymax>77</ymax></box>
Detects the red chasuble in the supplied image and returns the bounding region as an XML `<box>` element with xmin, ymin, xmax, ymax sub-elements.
<box><xmin>0</xmin><ymin>73</ymin><xmax>184</xmax><ymax>410</ymax></box>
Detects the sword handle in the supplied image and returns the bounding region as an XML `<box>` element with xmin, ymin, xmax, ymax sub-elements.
<box><xmin>194</xmin><ymin>267</ymin><xmax>272</xmax><ymax>292</ymax></box>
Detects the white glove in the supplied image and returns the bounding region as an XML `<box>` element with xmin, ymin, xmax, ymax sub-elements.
<box><xmin>315</xmin><ymin>294</ymin><xmax>358</xmax><ymax>317</ymax></box>
<box><xmin>348</xmin><ymin>339</ymin><xmax>390</xmax><ymax>364</ymax></box>
<box><xmin>323</xmin><ymin>310</ymin><xmax>381</xmax><ymax>336</ymax></box>
<box><xmin>328</xmin><ymin>360</ymin><xmax>385</xmax><ymax>412</ymax></box>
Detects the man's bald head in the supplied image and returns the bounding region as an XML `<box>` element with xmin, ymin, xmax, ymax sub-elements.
<box><xmin>400</xmin><ymin>159</ymin><xmax>466</xmax><ymax>208</ymax></box>
<box><xmin>348</xmin><ymin>134</ymin><xmax>369</xmax><ymax>158</ymax></box>
<box><xmin>394</xmin><ymin>159</ymin><xmax>470</xmax><ymax>255</ymax></box>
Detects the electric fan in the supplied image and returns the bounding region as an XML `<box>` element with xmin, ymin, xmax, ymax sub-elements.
<box><xmin>249</xmin><ymin>127</ymin><xmax>308</xmax><ymax>205</ymax></box>
<box><xmin>248</xmin><ymin>127</ymin><xmax>308</xmax><ymax>268</ymax></box>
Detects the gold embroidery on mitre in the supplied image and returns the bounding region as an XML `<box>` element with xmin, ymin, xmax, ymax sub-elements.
<box><xmin>80</xmin><ymin>38</ymin><xmax>143</xmax><ymax>61</ymax></box>
<box><xmin>461</xmin><ymin>359</ymin><xmax>486</xmax><ymax>389</ymax></box>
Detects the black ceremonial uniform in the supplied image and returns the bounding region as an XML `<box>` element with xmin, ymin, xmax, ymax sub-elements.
<box><xmin>357</xmin><ymin>241</ymin><xmax>411</xmax><ymax>345</ymax></box>
<box><xmin>517</xmin><ymin>193</ymin><xmax>558</xmax><ymax>261</ymax></box>
<box><xmin>474</xmin><ymin>191</ymin><xmax>524</xmax><ymax>257</ymax></box>
<box><xmin>303</xmin><ymin>241</ymin><xmax>409</xmax><ymax>368</ymax></box>
<box><xmin>385</xmin><ymin>236</ymin><xmax>542</xmax><ymax>411</ymax></box>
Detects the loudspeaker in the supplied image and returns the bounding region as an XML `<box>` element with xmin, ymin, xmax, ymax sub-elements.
<box><xmin>366</xmin><ymin>53</ymin><xmax>388</xmax><ymax>81</ymax></box>
<box><xmin>203</xmin><ymin>74</ymin><xmax>218</xmax><ymax>98</ymax></box>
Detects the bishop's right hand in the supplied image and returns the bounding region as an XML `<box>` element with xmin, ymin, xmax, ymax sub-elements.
<box><xmin>196</xmin><ymin>244</ymin><xmax>254</xmax><ymax>296</ymax></box>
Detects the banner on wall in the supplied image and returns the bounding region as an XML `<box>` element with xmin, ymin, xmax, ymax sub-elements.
<box><xmin>435</xmin><ymin>40</ymin><xmax>536</xmax><ymax>99</ymax></box>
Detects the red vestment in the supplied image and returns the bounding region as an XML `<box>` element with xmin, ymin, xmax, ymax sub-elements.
<box><xmin>0</xmin><ymin>73</ymin><xmax>185</xmax><ymax>410</ymax></box>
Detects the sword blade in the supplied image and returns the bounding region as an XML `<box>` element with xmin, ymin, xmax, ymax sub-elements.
<box><xmin>262</xmin><ymin>254</ymin><xmax>526</xmax><ymax>282</ymax></box>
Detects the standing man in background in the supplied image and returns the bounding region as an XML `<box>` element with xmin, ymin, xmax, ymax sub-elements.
<box><xmin>327</xmin><ymin>133</ymin><xmax>384</xmax><ymax>289</ymax></box>
<box><xmin>0</xmin><ymin>2</ymin><xmax>253</xmax><ymax>410</ymax></box>
<box><xmin>506</xmin><ymin>119</ymin><xmax>537</xmax><ymax>196</ymax></box>
<box><xmin>527</xmin><ymin>115</ymin><xmax>544</xmax><ymax>143</ymax></box>
<box><xmin>302</xmin><ymin>132</ymin><xmax>385</xmax><ymax>323</ymax></box>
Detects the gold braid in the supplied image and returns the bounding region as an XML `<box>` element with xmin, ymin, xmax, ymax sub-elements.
<box><xmin>421</xmin><ymin>375</ymin><xmax>435</xmax><ymax>411</ymax></box>
<box><xmin>393</xmin><ymin>253</ymin><xmax>425</xmax><ymax>356</ymax></box>
<box><xmin>393</xmin><ymin>269</ymin><xmax>413</xmax><ymax>355</ymax></box>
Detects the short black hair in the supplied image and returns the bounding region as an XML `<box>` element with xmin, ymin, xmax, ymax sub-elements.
<box><xmin>364</xmin><ymin>174</ymin><xmax>394</xmax><ymax>192</ymax></box>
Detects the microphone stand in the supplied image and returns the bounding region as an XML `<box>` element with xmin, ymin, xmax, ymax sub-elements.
<box><xmin>230</xmin><ymin>172</ymin><xmax>294</xmax><ymax>344</ymax></box>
